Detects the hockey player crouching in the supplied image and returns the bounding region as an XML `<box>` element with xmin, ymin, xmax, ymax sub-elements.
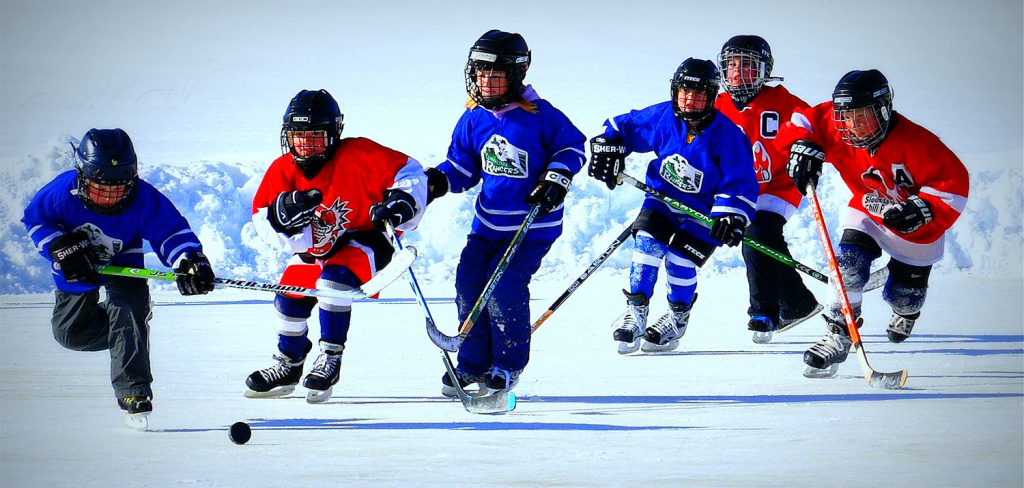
<box><xmin>588</xmin><ymin>58</ymin><xmax>760</xmax><ymax>354</ymax></box>
<box><xmin>425</xmin><ymin>30</ymin><xmax>586</xmax><ymax>396</ymax></box>
<box><xmin>779</xmin><ymin>69</ymin><xmax>969</xmax><ymax>375</ymax></box>
<box><xmin>22</xmin><ymin>128</ymin><xmax>215</xmax><ymax>425</ymax></box>
<box><xmin>245</xmin><ymin>89</ymin><xmax>427</xmax><ymax>403</ymax></box>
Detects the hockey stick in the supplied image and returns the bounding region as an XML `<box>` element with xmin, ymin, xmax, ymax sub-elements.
<box><xmin>425</xmin><ymin>204</ymin><xmax>542</xmax><ymax>352</ymax></box>
<box><xmin>382</xmin><ymin>223</ymin><xmax>514</xmax><ymax>414</ymax></box>
<box><xmin>96</xmin><ymin>246</ymin><xmax>416</xmax><ymax>300</ymax></box>
<box><xmin>806</xmin><ymin>183</ymin><xmax>908</xmax><ymax>389</ymax></box>
<box><xmin>530</xmin><ymin>223</ymin><xmax>633</xmax><ymax>334</ymax></box>
<box><xmin>616</xmin><ymin>172</ymin><xmax>888</xmax><ymax>289</ymax></box>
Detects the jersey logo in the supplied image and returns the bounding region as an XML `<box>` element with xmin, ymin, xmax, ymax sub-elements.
<box><xmin>752</xmin><ymin>141</ymin><xmax>772</xmax><ymax>184</ymax></box>
<box><xmin>659</xmin><ymin>154</ymin><xmax>703</xmax><ymax>193</ymax></box>
<box><xmin>759</xmin><ymin>111</ymin><xmax>780</xmax><ymax>139</ymax></box>
<box><xmin>74</xmin><ymin>223</ymin><xmax>123</xmax><ymax>264</ymax></box>
<box><xmin>860</xmin><ymin>167</ymin><xmax>909</xmax><ymax>217</ymax></box>
<box><xmin>308</xmin><ymin>197</ymin><xmax>352</xmax><ymax>257</ymax></box>
<box><xmin>481</xmin><ymin>134</ymin><xmax>528</xmax><ymax>178</ymax></box>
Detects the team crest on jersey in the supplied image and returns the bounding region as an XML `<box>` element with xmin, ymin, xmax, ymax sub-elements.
<box><xmin>752</xmin><ymin>141</ymin><xmax>772</xmax><ymax>184</ymax></box>
<box><xmin>659</xmin><ymin>154</ymin><xmax>703</xmax><ymax>193</ymax></box>
<box><xmin>860</xmin><ymin>167</ymin><xmax>909</xmax><ymax>217</ymax></box>
<box><xmin>481</xmin><ymin>134</ymin><xmax>528</xmax><ymax>178</ymax></box>
<box><xmin>73</xmin><ymin>223</ymin><xmax>122</xmax><ymax>264</ymax></box>
<box><xmin>308</xmin><ymin>197</ymin><xmax>352</xmax><ymax>257</ymax></box>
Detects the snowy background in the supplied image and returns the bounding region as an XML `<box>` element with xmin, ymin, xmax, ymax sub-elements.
<box><xmin>1</xmin><ymin>1</ymin><xmax>1021</xmax><ymax>487</ymax></box>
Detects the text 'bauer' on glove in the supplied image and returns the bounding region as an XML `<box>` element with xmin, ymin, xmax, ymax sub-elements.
<box><xmin>369</xmin><ymin>189</ymin><xmax>416</xmax><ymax>232</ymax></box>
<box><xmin>786</xmin><ymin>139</ymin><xmax>825</xmax><ymax>195</ymax></box>
<box><xmin>588</xmin><ymin>135</ymin><xmax>628</xmax><ymax>190</ymax></box>
<box><xmin>526</xmin><ymin>169</ymin><xmax>572</xmax><ymax>214</ymax></box>
<box><xmin>269</xmin><ymin>189</ymin><xmax>323</xmax><ymax>235</ymax></box>
<box><xmin>175</xmin><ymin>251</ymin><xmax>215</xmax><ymax>296</ymax></box>
<box><xmin>48</xmin><ymin>230</ymin><xmax>100</xmax><ymax>284</ymax></box>
<box><xmin>882</xmin><ymin>195</ymin><xmax>933</xmax><ymax>234</ymax></box>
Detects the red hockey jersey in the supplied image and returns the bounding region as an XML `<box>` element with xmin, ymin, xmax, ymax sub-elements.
<box><xmin>776</xmin><ymin>102</ymin><xmax>969</xmax><ymax>256</ymax></box>
<box><xmin>715</xmin><ymin>84</ymin><xmax>810</xmax><ymax>217</ymax></box>
<box><xmin>252</xmin><ymin>137</ymin><xmax>423</xmax><ymax>258</ymax></box>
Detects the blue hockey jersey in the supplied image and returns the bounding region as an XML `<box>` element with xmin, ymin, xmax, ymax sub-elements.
<box><xmin>601</xmin><ymin>101</ymin><xmax>759</xmax><ymax>244</ymax></box>
<box><xmin>437</xmin><ymin>86</ymin><xmax>586</xmax><ymax>241</ymax></box>
<box><xmin>22</xmin><ymin>170</ymin><xmax>204</xmax><ymax>293</ymax></box>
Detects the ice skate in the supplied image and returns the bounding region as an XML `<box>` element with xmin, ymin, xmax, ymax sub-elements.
<box><xmin>484</xmin><ymin>367</ymin><xmax>521</xmax><ymax>393</ymax></box>
<box><xmin>303</xmin><ymin>341</ymin><xmax>344</xmax><ymax>403</ymax></box>
<box><xmin>244</xmin><ymin>341</ymin><xmax>311</xmax><ymax>399</ymax></box>
<box><xmin>778</xmin><ymin>303</ymin><xmax>824</xmax><ymax>333</ymax></box>
<box><xmin>747</xmin><ymin>315</ymin><xmax>776</xmax><ymax>344</ymax></box>
<box><xmin>118</xmin><ymin>395</ymin><xmax>152</xmax><ymax>431</ymax></box>
<box><xmin>441</xmin><ymin>370</ymin><xmax>487</xmax><ymax>398</ymax></box>
<box><xmin>613</xmin><ymin>290</ymin><xmax>649</xmax><ymax>355</ymax></box>
<box><xmin>802</xmin><ymin>318</ymin><xmax>853</xmax><ymax>378</ymax></box>
<box><xmin>642</xmin><ymin>296</ymin><xmax>695</xmax><ymax>353</ymax></box>
<box><xmin>887</xmin><ymin>311</ymin><xmax>919</xmax><ymax>343</ymax></box>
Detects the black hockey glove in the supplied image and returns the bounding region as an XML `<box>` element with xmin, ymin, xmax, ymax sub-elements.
<box><xmin>787</xmin><ymin>139</ymin><xmax>826</xmax><ymax>195</ymax></box>
<box><xmin>709</xmin><ymin>214</ymin><xmax>747</xmax><ymax>247</ymax></box>
<box><xmin>882</xmin><ymin>195</ymin><xmax>933</xmax><ymax>234</ymax></box>
<box><xmin>269</xmin><ymin>189</ymin><xmax>323</xmax><ymax>235</ymax></box>
<box><xmin>424</xmin><ymin>167</ymin><xmax>449</xmax><ymax>204</ymax></box>
<box><xmin>369</xmin><ymin>189</ymin><xmax>416</xmax><ymax>232</ymax></box>
<box><xmin>174</xmin><ymin>251</ymin><xmax>215</xmax><ymax>296</ymax></box>
<box><xmin>48</xmin><ymin>230</ymin><xmax>100</xmax><ymax>284</ymax></box>
<box><xmin>526</xmin><ymin>169</ymin><xmax>572</xmax><ymax>215</ymax></box>
<box><xmin>588</xmin><ymin>135</ymin><xmax>628</xmax><ymax>190</ymax></box>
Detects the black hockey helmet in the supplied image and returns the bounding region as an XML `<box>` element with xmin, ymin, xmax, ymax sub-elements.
<box><xmin>831</xmin><ymin>69</ymin><xmax>893</xmax><ymax>149</ymax></box>
<box><xmin>718</xmin><ymin>35</ymin><xmax>774</xmax><ymax>104</ymax></box>
<box><xmin>670</xmin><ymin>58</ymin><xmax>720</xmax><ymax>122</ymax></box>
<box><xmin>281</xmin><ymin>89</ymin><xmax>344</xmax><ymax>178</ymax></box>
<box><xmin>465</xmin><ymin>29</ymin><xmax>531</xmax><ymax>110</ymax></box>
<box><xmin>74</xmin><ymin>128</ymin><xmax>139</xmax><ymax>215</ymax></box>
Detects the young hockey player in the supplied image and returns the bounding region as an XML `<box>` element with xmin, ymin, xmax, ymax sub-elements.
<box><xmin>779</xmin><ymin>69</ymin><xmax>969</xmax><ymax>374</ymax></box>
<box><xmin>426</xmin><ymin>30</ymin><xmax>586</xmax><ymax>395</ymax></box>
<box><xmin>713</xmin><ymin>35</ymin><xmax>822</xmax><ymax>343</ymax></box>
<box><xmin>589</xmin><ymin>58</ymin><xmax>759</xmax><ymax>354</ymax></box>
<box><xmin>245</xmin><ymin>89</ymin><xmax>427</xmax><ymax>402</ymax></box>
<box><xmin>22</xmin><ymin>128</ymin><xmax>215</xmax><ymax>426</ymax></box>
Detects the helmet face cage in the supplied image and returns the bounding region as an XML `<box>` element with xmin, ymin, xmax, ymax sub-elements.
<box><xmin>718</xmin><ymin>48</ymin><xmax>770</xmax><ymax>103</ymax></box>
<box><xmin>670</xmin><ymin>59</ymin><xmax>720</xmax><ymax>122</ymax></box>
<box><xmin>280</xmin><ymin>90</ymin><xmax>344</xmax><ymax>173</ymax></box>
<box><xmin>465</xmin><ymin>50</ymin><xmax>528</xmax><ymax>110</ymax></box>
<box><xmin>74</xmin><ymin>129</ymin><xmax>139</xmax><ymax>215</ymax></box>
<box><xmin>831</xmin><ymin>72</ymin><xmax>893</xmax><ymax>149</ymax></box>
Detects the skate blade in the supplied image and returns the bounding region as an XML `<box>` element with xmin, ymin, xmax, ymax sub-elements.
<box><xmin>803</xmin><ymin>364</ymin><xmax>839</xmax><ymax>378</ymax></box>
<box><xmin>124</xmin><ymin>412</ymin><xmax>149</xmax><ymax>431</ymax></box>
<box><xmin>243</xmin><ymin>385</ymin><xmax>296</xmax><ymax>399</ymax></box>
<box><xmin>306</xmin><ymin>387</ymin><xmax>333</xmax><ymax>404</ymax></box>
<box><xmin>640</xmin><ymin>339</ymin><xmax>679</xmax><ymax>353</ymax></box>
<box><xmin>751</xmin><ymin>330</ymin><xmax>774</xmax><ymax>344</ymax></box>
<box><xmin>442</xmin><ymin>382</ymin><xmax>487</xmax><ymax>399</ymax></box>
<box><xmin>616</xmin><ymin>338</ymin><xmax>641</xmax><ymax>355</ymax></box>
<box><xmin>777</xmin><ymin>304</ymin><xmax>825</xmax><ymax>334</ymax></box>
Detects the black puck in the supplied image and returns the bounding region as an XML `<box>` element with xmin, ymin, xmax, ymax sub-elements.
<box><xmin>229</xmin><ymin>421</ymin><xmax>251</xmax><ymax>445</ymax></box>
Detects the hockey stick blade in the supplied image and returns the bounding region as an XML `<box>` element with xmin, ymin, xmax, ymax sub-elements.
<box><xmin>440</xmin><ymin>350</ymin><xmax>514</xmax><ymax>414</ymax></box>
<box><xmin>855</xmin><ymin>346</ymin><xmax>908</xmax><ymax>389</ymax></box>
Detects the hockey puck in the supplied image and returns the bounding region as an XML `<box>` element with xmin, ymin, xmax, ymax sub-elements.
<box><xmin>229</xmin><ymin>421</ymin><xmax>251</xmax><ymax>445</ymax></box>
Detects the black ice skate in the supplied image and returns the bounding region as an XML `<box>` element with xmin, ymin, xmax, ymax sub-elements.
<box><xmin>751</xmin><ymin>302</ymin><xmax>824</xmax><ymax>344</ymax></box>
<box><xmin>484</xmin><ymin>367</ymin><xmax>521</xmax><ymax>393</ymax></box>
<box><xmin>244</xmin><ymin>340</ymin><xmax>312</xmax><ymax>399</ymax></box>
<box><xmin>118</xmin><ymin>395</ymin><xmax>152</xmax><ymax>431</ymax></box>
<box><xmin>747</xmin><ymin>315</ymin><xmax>777</xmax><ymax>344</ymax></box>
<box><xmin>778</xmin><ymin>303</ymin><xmax>824</xmax><ymax>333</ymax></box>
<box><xmin>887</xmin><ymin>311</ymin><xmax>920</xmax><ymax>343</ymax></box>
<box><xmin>613</xmin><ymin>290</ymin><xmax>649</xmax><ymax>355</ymax></box>
<box><xmin>303</xmin><ymin>341</ymin><xmax>344</xmax><ymax>404</ymax></box>
<box><xmin>802</xmin><ymin>316</ymin><xmax>855</xmax><ymax>378</ymax></box>
<box><xmin>441</xmin><ymin>370</ymin><xmax>486</xmax><ymax>398</ymax></box>
<box><xmin>642</xmin><ymin>295</ymin><xmax>696</xmax><ymax>353</ymax></box>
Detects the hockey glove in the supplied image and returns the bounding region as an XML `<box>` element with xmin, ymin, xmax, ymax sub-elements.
<box><xmin>369</xmin><ymin>189</ymin><xmax>416</xmax><ymax>232</ymax></box>
<box><xmin>588</xmin><ymin>135</ymin><xmax>628</xmax><ymax>190</ymax></box>
<box><xmin>269</xmin><ymin>189</ymin><xmax>323</xmax><ymax>235</ymax></box>
<box><xmin>787</xmin><ymin>139</ymin><xmax>826</xmax><ymax>195</ymax></box>
<box><xmin>424</xmin><ymin>167</ymin><xmax>449</xmax><ymax>204</ymax></box>
<box><xmin>526</xmin><ymin>169</ymin><xmax>572</xmax><ymax>214</ymax></box>
<box><xmin>174</xmin><ymin>251</ymin><xmax>215</xmax><ymax>296</ymax></box>
<box><xmin>48</xmin><ymin>230</ymin><xmax>100</xmax><ymax>284</ymax></box>
<box><xmin>882</xmin><ymin>195</ymin><xmax>933</xmax><ymax>234</ymax></box>
<box><xmin>709</xmin><ymin>214</ymin><xmax>747</xmax><ymax>247</ymax></box>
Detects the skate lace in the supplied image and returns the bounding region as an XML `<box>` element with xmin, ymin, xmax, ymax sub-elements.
<box><xmin>888</xmin><ymin>315</ymin><xmax>915</xmax><ymax>335</ymax></box>
<box><xmin>808</xmin><ymin>332</ymin><xmax>849</xmax><ymax>359</ymax></box>
<box><xmin>621</xmin><ymin>305</ymin><xmax>648</xmax><ymax>333</ymax></box>
<box><xmin>259</xmin><ymin>354</ymin><xmax>296</xmax><ymax>382</ymax></box>
<box><xmin>308</xmin><ymin>353</ymin><xmax>340</xmax><ymax>379</ymax></box>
